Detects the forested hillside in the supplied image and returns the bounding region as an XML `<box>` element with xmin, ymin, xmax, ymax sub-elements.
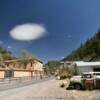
<box><xmin>63</xmin><ymin>29</ymin><xmax>100</xmax><ymax>61</ymax></box>
<box><xmin>45</xmin><ymin>61</ymin><xmax>60</xmax><ymax>72</ymax></box>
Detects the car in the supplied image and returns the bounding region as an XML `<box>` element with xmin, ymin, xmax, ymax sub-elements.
<box><xmin>66</xmin><ymin>72</ymin><xmax>100</xmax><ymax>90</ymax></box>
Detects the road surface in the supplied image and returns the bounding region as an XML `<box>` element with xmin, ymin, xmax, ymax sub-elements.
<box><xmin>0</xmin><ymin>79</ymin><xmax>66</xmax><ymax>100</ymax></box>
<box><xmin>0</xmin><ymin>79</ymin><xmax>100</xmax><ymax>100</ymax></box>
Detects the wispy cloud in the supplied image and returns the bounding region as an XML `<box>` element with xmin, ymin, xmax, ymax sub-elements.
<box><xmin>0</xmin><ymin>41</ymin><xmax>3</xmax><ymax>44</ymax></box>
<box><xmin>61</xmin><ymin>56</ymin><xmax>64</xmax><ymax>59</ymax></box>
<box><xmin>67</xmin><ymin>35</ymin><xmax>72</xmax><ymax>38</ymax></box>
<box><xmin>10</xmin><ymin>23</ymin><xmax>47</xmax><ymax>41</ymax></box>
<box><xmin>7</xmin><ymin>46</ymin><xmax>12</xmax><ymax>49</ymax></box>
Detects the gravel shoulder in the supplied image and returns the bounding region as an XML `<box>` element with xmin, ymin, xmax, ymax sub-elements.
<box><xmin>66</xmin><ymin>90</ymin><xmax>100</xmax><ymax>100</ymax></box>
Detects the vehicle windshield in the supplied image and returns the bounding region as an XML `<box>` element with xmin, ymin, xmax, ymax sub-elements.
<box><xmin>94</xmin><ymin>73</ymin><xmax>100</xmax><ymax>76</ymax></box>
<box><xmin>82</xmin><ymin>74</ymin><xmax>92</xmax><ymax>78</ymax></box>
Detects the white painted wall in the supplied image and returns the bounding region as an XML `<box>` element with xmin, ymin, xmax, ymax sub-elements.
<box><xmin>77</xmin><ymin>66</ymin><xmax>93</xmax><ymax>75</ymax></box>
<box><xmin>34</xmin><ymin>61</ymin><xmax>43</xmax><ymax>71</ymax></box>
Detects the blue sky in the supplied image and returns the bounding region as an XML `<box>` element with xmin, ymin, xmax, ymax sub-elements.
<box><xmin>0</xmin><ymin>0</ymin><xmax>100</xmax><ymax>62</ymax></box>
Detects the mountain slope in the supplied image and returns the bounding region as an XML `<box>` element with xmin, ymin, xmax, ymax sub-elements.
<box><xmin>63</xmin><ymin>29</ymin><xmax>100</xmax><ymax>61</ymax></box>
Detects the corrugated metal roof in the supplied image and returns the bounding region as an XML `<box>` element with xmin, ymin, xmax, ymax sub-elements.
<box><xmin>75</xmin><ymin>61</ymin><xmax>100</xmax><ymax>67</ymax></box>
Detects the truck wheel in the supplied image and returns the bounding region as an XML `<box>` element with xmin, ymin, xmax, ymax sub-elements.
<box><xmin>60</xmin><ymin>83</ymin><xmax>65</xmax><ymax>88</ymax></box>
<box><xmin>74</xmin><ymin>84</ymin><xmax>81</xmax><ymax>90</ymax></box>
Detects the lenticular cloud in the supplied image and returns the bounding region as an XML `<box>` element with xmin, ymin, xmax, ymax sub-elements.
<box><xmin>10</xmin><ymin>23</ymin><xmax>47</xmax><ymax>41</ymax></box>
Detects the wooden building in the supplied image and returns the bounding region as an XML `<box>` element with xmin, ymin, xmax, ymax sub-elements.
<box><xmin>0</xmin><ymin>59</ymin><xmax>46</xmax><ymax>78</ymax></box>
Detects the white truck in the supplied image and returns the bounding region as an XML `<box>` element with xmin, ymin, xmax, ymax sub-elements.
<box><xmin>67</xmin><ymin>72</ymin><xmax>100</xmax><ymax>90</ymax></box>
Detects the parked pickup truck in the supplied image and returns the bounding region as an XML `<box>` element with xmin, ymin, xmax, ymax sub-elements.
<box><xmin>67</xmin><ymin>72</ymin><xmax>100</xmax><ymax>90</ymax></box>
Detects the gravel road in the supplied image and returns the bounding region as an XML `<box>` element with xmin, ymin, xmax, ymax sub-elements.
<box><xmin>0</xmin><ymin>79</ymin><xmax>66</xmax><ymax>100</ymax></box>
<box><xmin>0</xmin><ymin>79</ymin><xmax>99</xmax><ymax>100</ymax></box>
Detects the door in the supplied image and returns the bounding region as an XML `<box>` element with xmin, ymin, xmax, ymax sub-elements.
<box><xmin>4</xmin><ymin>69</ymin><xmax>14</xmax><ymax>78</ymax></box>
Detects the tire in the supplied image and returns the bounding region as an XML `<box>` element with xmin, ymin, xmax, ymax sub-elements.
<box><xmin>60</xmin><ymin>84</ymin><xmax>65</xmax><ymax>88</ymax></box>
<box><xmin>74</xmin><ymin>84</ymin><xmax>81</xmax><ymax>90</ymax></box>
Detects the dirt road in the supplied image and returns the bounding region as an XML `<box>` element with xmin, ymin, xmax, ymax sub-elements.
<box><xmin>0</xmin><ymin>79</ymin><xmax>100</xmax><ymax>100</ymax></box>
<box><xmin>0</xmin><ymin>79</ymin><xmax>66</xmax><ymax>100</ymax></box>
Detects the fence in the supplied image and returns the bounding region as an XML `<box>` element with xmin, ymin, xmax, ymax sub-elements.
<box><xmin>0</xmin><ymin>69</ymin><xmax>45</xmax><ymax>78</ymax></box>
<box><xmin>0</xmin><ymin>75</ymin><xmax>52</xmax><ymax>91</ymax></box>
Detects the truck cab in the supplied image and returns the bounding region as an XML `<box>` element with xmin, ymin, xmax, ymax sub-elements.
<box><xmin>67</xmin><ymin>72</ymin><xmax>100</xmax><ymax>90</ymax></box>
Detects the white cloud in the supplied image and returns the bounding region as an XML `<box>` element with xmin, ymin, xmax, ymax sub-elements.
<box><xmin>10</xmin><ymin>23</ymin><xmax>47</xmax><ymax>41</ymax></box>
